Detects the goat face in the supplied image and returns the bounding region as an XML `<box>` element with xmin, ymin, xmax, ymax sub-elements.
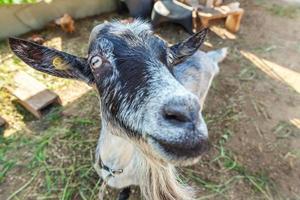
<box><xmin>9</xmin><ymin>20</ymin><xmax>209</xmax><ymax>165</ymax></box>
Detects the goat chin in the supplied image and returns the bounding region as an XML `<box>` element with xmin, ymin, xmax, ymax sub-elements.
<box><xmin>96</xmin><ymin>128</ymin><xmax>197</xmax><ymax>200</ymax></box>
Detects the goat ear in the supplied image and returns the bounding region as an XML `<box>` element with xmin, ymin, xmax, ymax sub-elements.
<box><xmin>168</xmin><ymin>28</ymin><xmax>208</xmax><ymax>65</ymax></box>
<box><xmin>8</xmin><ymin>37</ymin><xmax>94</xmax><ymax>84</ymax></box>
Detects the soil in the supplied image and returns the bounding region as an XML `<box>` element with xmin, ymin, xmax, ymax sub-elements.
<box><xmin>0</xmin><ymin>0</ymin><xmax>299</xmax><ymax>199</ymax></box>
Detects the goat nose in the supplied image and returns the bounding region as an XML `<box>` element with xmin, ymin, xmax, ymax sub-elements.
<box><xmin>162</xmin><ymin>98</ymin><xmax>200</xmax><ymax>125</ymax></box>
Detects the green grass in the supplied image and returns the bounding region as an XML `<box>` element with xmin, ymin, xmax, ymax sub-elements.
<box><xmin>255</xmin><ymin>0</ymin><xmax>300</xmax><ymax>18</ymax></box>
<box><xmin>0</xmin><ymin>0</ymin><xmax>37</xmax><ymax>4</ymax></box>
<box><xmin>186</xmin><ymin>169</ymin><xmax>243</xmax><ymax>199</ymax></box>
<box><xmin>273</xmin><ymin>121</ymin><xmax>298</xmax><ymax>139</ymax></box>
<box><xmin>0</xmin><ymin>135</ymin><xmax>18</xmax><ymax>183</ymax></box>
<box><xmin>0</xmin><ymin>155</ymin><xmax>16</xmax><ymax>183</ymax></box>
<box><xmin>0</xmin><ymin>114</ymin><xmax>101</xmax><ymax>199</ymax></box>
<box><xmin>183</xmin><ymin>127</ymin><xmax>275</xmax><ymax>199</ymax></box>
<box><xmin>215</xmin><ymin>135</ymin><xmax>273</xmax><ymax>197</ymax></box>
<box><xmin>268</xmin><ymin>4</ymin><xmax>300</xmax><ymax>18</ymax></box>
<box><xmin>253</xmin><ymin>45</ymin><xmax>277</xmax><ymax>54</ymax></box>
<box><xmin>238</xmin><ymin>67</ymin><xmax>257</xmax><ymax>81</ymax></box>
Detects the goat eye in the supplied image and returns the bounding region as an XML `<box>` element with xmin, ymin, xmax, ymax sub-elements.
<box><xmin>90</xmin><ymin>56</ymin><xmax>102</xmax><ymax>69</ymax></box>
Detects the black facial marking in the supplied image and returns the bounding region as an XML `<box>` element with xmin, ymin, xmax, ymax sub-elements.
<box><xmin>90</xmin><ymin>23</ymin><xmax>176</xmax><ymax>138</ymax></box>
<box><xmin>150</xmin><ymin>36</ymin><xmax>168</xmax><ymax>65</ymax></box>
<box><xmin>90</xmin><ymin>24</ymin><xmax>172</xmax><ymax>136</ymax></box>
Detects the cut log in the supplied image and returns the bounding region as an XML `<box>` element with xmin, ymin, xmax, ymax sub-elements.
<box><xmin>7</xmin><ymin>72</ymin><xmax>61</xmax><ymax>119</ymax></box>
<box><xmin>197</xmin><ymin>2</ymin><xmax>244</xmax><ymax>33</ymax></box>
<box><xmin>153</xmin><ymin>1</ymin><xmax>244</xmax><ymax>33</ymax></box>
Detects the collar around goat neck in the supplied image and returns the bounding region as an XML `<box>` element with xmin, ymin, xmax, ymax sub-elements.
<box><xmin>94</xmin><ymin>154</ymin><xmax>124</xmax><ymax>180</ymax></box>
<box><xmin>93</xmin><ymin>153</ymin><xmax>124</xmax><ymax>200</ymax></box>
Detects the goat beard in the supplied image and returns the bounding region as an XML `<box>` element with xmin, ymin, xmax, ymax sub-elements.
<box><xmin>110</xmin><ymin>127</ymin><xmax>198</xmax><ymax>200</ymax></box>
<box><xmin>136</xmin><ymin>154</ymin><xmax>196</xmax><ymax>200</ymax></box>
<box><xmin>133</xmin><ymin>141</ymin><xmax>196</xmax><ymax>200</ymax></box>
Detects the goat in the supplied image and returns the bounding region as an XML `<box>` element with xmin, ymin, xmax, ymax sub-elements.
<box><xmin>9</xmin><ymin>20</ymin><xmax>227</xmax><ymax>200</ymax></box>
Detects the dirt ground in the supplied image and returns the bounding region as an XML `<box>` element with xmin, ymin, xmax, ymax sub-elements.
<box><xmin>0</xmin><ymin>0</ymin><xmax>299</xmax><ymax>199</ymax></box>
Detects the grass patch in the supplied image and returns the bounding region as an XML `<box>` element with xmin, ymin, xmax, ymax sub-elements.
<box><xmin>46</xmin><ymin>107</ymin><xmax>63</xmax><ymax>122</ymax></box>
<box><xmin>186</xmin><ymin>169</ymin><xmax>243</xmax><ymax>199</ymax></box>
<box><xmin>273</xmin><ymin>121</ymin><xmax>298</xmax><ymax>139</ymax></box>
<box><xmin>213</xmin><ymin>135</ymin><xmax>274</xmax><ymax>199</ymax></box>
<box><xmin>254</xmin><ymin>0</ymin><xmax>300</xmax><ymax>18</ymax></box>
<box><xmin>0</xmin><ymin>0</ymin><xmax>37</xmax><ymax>4</ymax></box>
<box><xmin>238</xmin><ymin>67</ymin><xmax>257</xmax><ymax>81</ymax></box>
<box><xmin>185</xmin><ymin>129</ymin><xmax>275</xmax><ymax>199</ymax></box>
<box><xmin>268</xmin><ymin>4</ymin><xmax>300</xmax><ymax>18</ymax></box>
<box><xmin>0</xmin><ymin>119</ymin><xmax>100</xmax><ymax>199</ymax></box>
<box><xmin>0</xmin><ymin>135</ymin><xmax>18</xmax><ymax>183</ymax></box>
<box><xmin>253</xmin><ymin>44</ymin><xmax>277</xmax><ymax>54</ymax></box>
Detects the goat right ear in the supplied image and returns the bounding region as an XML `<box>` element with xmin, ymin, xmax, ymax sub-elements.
<box><xmin>168</xmin><ymin>28</ymin><xmax>208</xmax><ymax>66</ymax></box>
<box><xmin>9</xmin><ymin>37</ymin><xmax>94</xmax><ymax>84</ymax></box>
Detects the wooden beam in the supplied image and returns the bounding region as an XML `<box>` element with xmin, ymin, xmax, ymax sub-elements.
<box><xmin>7</xmin><ymin>72</ymin><xmax>62</xmax><ymax>119</ymax></box>
<box><xmin>197</xmin><ymin>2</ymin><xmax>244</xmax><ymax>33</ymax></box>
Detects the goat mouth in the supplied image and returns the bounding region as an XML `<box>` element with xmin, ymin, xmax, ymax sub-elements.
<box><xmin>147</xmin><ymin>136</ymin><xmax>209</xmax><ymax>165</ymax></box>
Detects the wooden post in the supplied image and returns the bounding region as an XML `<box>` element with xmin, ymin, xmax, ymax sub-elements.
<box><xmin>225</xmin><ymin>10</ymin><xmax>244</xmax><ymax>33</ymax></box>
<box><xmin>200</xmin><ymin>18</ymin><xmax>210</xmax><ymax>28</ymax></box>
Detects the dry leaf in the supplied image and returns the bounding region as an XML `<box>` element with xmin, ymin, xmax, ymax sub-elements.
<box><xmin>55</xmin><ymin>14</ymin><xmax>75</xmax><ymax>33</ymax></box>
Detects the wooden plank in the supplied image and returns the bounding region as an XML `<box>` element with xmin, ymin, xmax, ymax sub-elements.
<box><xmin>12</xmin><ymin>72</ymin><xmax>47</xmax><ymax>99</ymax></box>
<box><xmin>198</xmin><ymin>2</ymin><xmax>243</xmax><ymax>19</ymax></box>
<box><xmin>225</xmin><ymin>10</ymin><xmax>244</xmax><ymax>32</ymax></box>
<box><xmin>196</xmin><ymin>2</ymin><xmax>244</xmax><ymax>33</ymax></box>
<box><xmin>7</xmin><ymin>72</ymin><xmax>61</xmax><ymax>119</ymax></box>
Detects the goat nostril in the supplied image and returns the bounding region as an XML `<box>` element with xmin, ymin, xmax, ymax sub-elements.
<box><xmin>164</xmin><ymin>111</ymin><xmax>189</xmax><ymax>123</ymax></box>
<box><xmin>162</xmin><ymin>98</ymin><xmax>200</xmax><ymax>125</ymax></box>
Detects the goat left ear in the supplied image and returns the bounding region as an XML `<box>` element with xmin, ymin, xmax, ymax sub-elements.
<box><xmin>9</xmin><ymin>37</ymin><xmax>94</xmax><ymax>84</ymax></box>
<box><xmin>168</xmin><ymin>28</ymin><xmax>208</xmax><ymax>65</ymax></box>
